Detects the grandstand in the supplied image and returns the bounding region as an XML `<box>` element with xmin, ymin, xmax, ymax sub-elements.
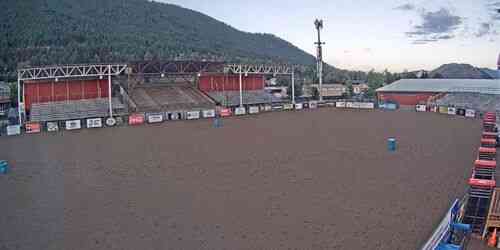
<box><xmin>30</xmin><ymin>98</ymin><xmax>126</xmax><ymax>122</ymax></box>
<box><xmin>431</xmin><ymin>93</ymin><xmax>500</xmax><ymax>115</ymax></box>
<box><xmin>129</xmin><ymin>84</ymin><xmax>214</xmax><ymax>112</ymax></box>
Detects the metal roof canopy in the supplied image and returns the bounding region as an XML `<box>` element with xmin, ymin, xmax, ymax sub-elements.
<box><xmin>224</xmin><ymin>64</ymin><xmax>294</xmax><ymax>76</ymax></box>
<box><xmin>376</xmin><ymin>79</ymin><xmax>500</xmax><ymax>95</ymax></box>
<box><xmin>17</xmin><ymin>64</ymin><xmax>129</xmax><ymax>81</ymax></box>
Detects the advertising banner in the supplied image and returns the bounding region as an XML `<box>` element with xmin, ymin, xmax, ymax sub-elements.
<box><xmin>235</xmin><ymin>107</ymin><xmax>246</xmax><ymax>116</ymax></box>
<box><xmin>283</xmin><ymin>104</ymin><xmax>294</xmax><ymax>110</ymax></box>
<box><xmin>47</xmin><ymin>122</ymin><xmax>59</xmax><ymax>132</ymax></box>
<box><xmin>249</xmin><ymin>106</ymin><xmax>259</xmax><ymax>114</ymax></box>
<box><xmin>336</xmin><ymin>102</ymin><xmax>346</xmax><ymax>108</ymax></box>
<box><xmin>25</xmin><ymin>122</ymin><xmax>41</xmax><ymax>134</ymax></box>
<box><xmin>129</xmin><ymin>114</ymin><xmax>145</xmax><ymax>125</ymax></box>
<box><xmin>447</xmin><ymin>107</ymin><xmax>456</xmax><ymax>115</ymax></box>
<box><xmin>65</xmin><ymin>120</ymin><xmax>82</xmax><ymax>130</ymax></box>
<box><xmin>202</xmin><ymin>109</ymin><xmax>216</xmax><ymax>118</ymax></box>
<box><xmin>186</xmin><ymin>111</ymin><xmax>201</xmax><ymax>120</ymax></box>
<box><xmin>295</xmin><ymin>103</ymin><xmax>303</xmax><ymax>110</ymax></box>
<box><xmin>220</xmin><ymin>108</ymin><xmax>232</xmax><ymax>117</ymax></box>
<box><xmin>309</xmin><ymin>101</ymin><xmax>318</xmax><ymax>109</ymax></box>
<box><xmin>6</xmin><ymin>125</ymin><xmax>21</xmax><ymax>136</ymax></box>
<box><xmin>147</xmin><ymin>113</ymin><xmax>163</xmax><ymax>124</ymax></box>
<box><xmin>416</xmin><ymin>105</ymin><xmax>427</xmax><ymax>112</ymax></box>
<box><xmin>86</xmin><ymin>118</ymin><xmax>103</xmax><ymax>128</ymax></box>
<box><xmin>465</xmin><ymin>109</ymin><xmax>476</xmax><ymax>118</ymax></box>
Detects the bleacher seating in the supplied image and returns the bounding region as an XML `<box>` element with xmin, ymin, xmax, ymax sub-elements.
<box><xmin>130</xmin><ymin>85</ymin><xmax>214</xmax><ymax>112</ymax></box>
<box><xmin>30</xmin><ymin>98</ymin><xmax>126</xmax><ymax>122</ymax></box>
<box><xmin>431</xmin><ymin>93</ymin><xmax>500</xmax><ymax>118</ymax></box>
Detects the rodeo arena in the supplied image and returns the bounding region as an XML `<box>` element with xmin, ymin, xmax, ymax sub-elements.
<box><xmin>0</xmin><ymin>54</ymin><xmax>499</xmax><ymax>250</ymax></box>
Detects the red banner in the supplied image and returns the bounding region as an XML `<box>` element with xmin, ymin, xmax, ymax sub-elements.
<box><xmin>129</xmin><ymin>114</ymin><xmax>145</xmax><ymax>125</ymax></box>
<box><xmin>25</xmin><ymin>122</ymin><xmax>41</xmax><ymax>134</ymax></box>
<box><xmin>220</xmin><ymin>108</ymin><xmax>232</xmax><ymax>117</ymax></box>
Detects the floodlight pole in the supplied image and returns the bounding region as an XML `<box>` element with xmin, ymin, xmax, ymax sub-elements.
<box><xmin>291</xmin><ymin>69</ymin><xmax>295</xmax><ymax>104</ymax></box>
<box><xmin>315</xmin><ymin>19</ymin><xmax>325</xmax><ymax>102</ymax></box>
<box><xmin>17</xmin><ymin>74</ymin><xmax>21</xmax><ymax>125</ymax></box>
<box><xmin>108</xmin><ymin>64</ymin><xmax>113</xmax><ymax>118</ymax></box>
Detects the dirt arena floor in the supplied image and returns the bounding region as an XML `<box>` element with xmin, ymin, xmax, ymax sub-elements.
<box><xmin>0</xmin><ymin>109</ymin><xmax>482</xmax><ymax>250</ymax></box>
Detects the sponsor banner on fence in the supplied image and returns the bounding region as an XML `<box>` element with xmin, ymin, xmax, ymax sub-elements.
<box><xmin>421</xmin><ymin>199</ymin><xmax>460</xmax><ymax>250</ymax></box>
<box><xmin>86</xmin><ymin>118</ymin><xmax>103</xmax><ymax>128</ymax></box>
<box><xmin>147</xmin><ymin>113</ymin><xmax>163</xmax><ymax>124</ymax></box>
<box><xmin>447</xmin><ymin>107</ymin><xmax>456</xmax><ymax>115</ymax></box>
<box><xmin>359</xmin><ymin>102</ymin><xmax>375</xmax><ymax>109</ymax></box>
<box><xmin>106</xmin><ymin>117</ymin><xmax>117</xmax><ymax>127</ymax></box>
<box><xmin>249</xmin><ymin>106</ymin><xmax>259</xmax><ymax>114</ymax></box>
<box><xmin>202</xmin><ymin>109</ymin><xmax>216</xmax><ymax>118</ymax></box>
<box><xmin>439</xmin><ymin>106</ymin><xmax>448</xmax><ymax>114</ymax></box>
<box><xmin>187</xmin><ymin>111</ymin><xmax>201</xmax><ymax>120</ymax></box>
<box><xmin>272</xmin><ymin>105</ymin><xmax>283</xmax><ymax>111</ymax></box>
<box><xmin>309</xmin><ymin>101</ymin><xmax>318</xmax><ymax>109</ymax></box>
<box><xmin>466</xmin><ymin>109</ymin><xmax>476</xmax><ymax>118</ymax></box>
<box><xmin>47</xmin><ymin>122</ymin><xmax>59</xmax><ymax>132</ymax></box>
<box><xmin>295</xmin><ymin>103</ymin><xmax>303</xmax><ymax>110</ymax></box>
<box><xmin>457</xmin><ymin>108</ymin><xmax>466</xmax><ymax>116</ymax></box>
<box><xmin>336</xmin><ymin>102</ymin><xmax>346</xmax><ymax>108</ymax></box>
<box><xmin>25</xmin><ymin>122</ymin><xmax>41</xmax><ymax>134</ymax></box>
<box><xmin>326</xmin><ymin>101</ymin><xmax>336</xmax><ymax>107</ymax></box>
<box><xmin>65</xmin><ymin>120</ymin><xmax>82</xmax><ymax>130</ymax></box>
<box><xmin>283</xmin><ymin>104</ymin><xmax>294</xmax><ymax>110</ymax></box>
<box><xmin>129</xmin><ymin>114</ymin><xmax>145</xmax><ymax>125</ymax></box>
<box><xmin>263</xmin><ymin>105</ymin><xmax>272</xmax><ymax>112</ymax></box>
<box><xmin>416</xmin><ymin>104</ymin><xmax>427</xmax><ymax>112</ymax></box>
<box><xmin>220</xmin><ymin>108</ymin><xmax>232</xmax><ymax>117</ymax></box>
<box><xmin>346</xmin><ymin>102</ymin><xmax>355</xmax><ymax>108</ymax></box>
<box><xmin>6</xmin><ymin>125</ymin><xmax>21</xmax><ymax>136</ymax></box>
<box><xmin>235</xmin><ymin>107</ymin><xmax>246</xmax><ymax>116</ymax></box>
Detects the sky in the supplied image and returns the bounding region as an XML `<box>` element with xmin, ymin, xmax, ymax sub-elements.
<box><xmin>160</xmin><ymin>0</ymin><xmax>500</xmax><ymax>72</ymax></box>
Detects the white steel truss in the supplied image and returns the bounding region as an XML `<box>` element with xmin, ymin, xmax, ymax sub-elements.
<box><xmin>224</xmin><ymin>64</ymin><xmax>293</xmax><ymax>75</ymax></box>
<box><xmin>18</xmin><ymin>64</ymin><xmax>129</xmax><ymax>81</ymax></box>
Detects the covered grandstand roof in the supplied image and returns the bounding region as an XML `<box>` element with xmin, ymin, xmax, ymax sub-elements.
<box><xmin>376</xmin><ymin>79</ymin><xmax>500</xmax><ymax>95</ymax></box>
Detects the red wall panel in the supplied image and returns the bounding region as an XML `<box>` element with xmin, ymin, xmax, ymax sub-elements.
<box><xmin>199</xmin><ymin>74</ymin><xmax>265</xmax><ymax>92</ymax></box>
<box><xmin>24</xmin><ymin>79</ymin><xmax>109</xmax><ymax>111</ymax></box>
<box><xmin>377</xmin><ymin>92</ymin><xmax>438</xmax><ymax>106</ymax></box>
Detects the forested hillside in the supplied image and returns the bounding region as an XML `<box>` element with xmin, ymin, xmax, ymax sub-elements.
<box><xmin>0</xmin><ymin>0</ymin><xmax>316</xmax><ymax>80</ymax></box>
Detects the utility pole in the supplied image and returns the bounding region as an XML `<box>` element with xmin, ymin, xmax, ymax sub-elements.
<box><xmin>314</xmin><ymin>19</ymin><xmax>325</xmax><ymax>102</ymax></box>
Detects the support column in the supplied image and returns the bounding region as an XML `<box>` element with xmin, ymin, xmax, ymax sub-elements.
<box><xmin>108</xmin><ymin>65</ymin><xmax>113</xmax><ymax>118</ymax></box>
<box><xmin>319</xmin><ymin>61</ymin><xmax>323</xmax><ymax>102</ymax></box>
<box><xmin>239</xmin><ymin>66</ymin><xmax>243</xmax><ymax>107</ymax></box>
<box><xmin>17</xmin><ymin>75</ymin><xmax>21</xmax><ymax>125</ymax></box>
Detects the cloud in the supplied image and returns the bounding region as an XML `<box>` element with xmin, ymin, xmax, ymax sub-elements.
<box><xmin>405</xmin><ymin>8</ymin><xmax>462</xmax><ymax>44</ymax></box>
<box><xmin>476</xmin><ymin>22</ymin><xmax>491</xmax><ymax>37</ymax></box>
<box><xmin>394</xmin><ymin>3</ymin><xmax>415</xmax><ymax>11</ymax></box>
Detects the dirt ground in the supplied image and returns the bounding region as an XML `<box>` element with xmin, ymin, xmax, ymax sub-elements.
<box><xmin>0</xmin><ymin>109</ymin><xmax>482</xmax><ymax>250</ymax></box>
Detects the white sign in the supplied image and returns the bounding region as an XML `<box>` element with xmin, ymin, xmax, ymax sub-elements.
<box><xmin>249</xmin><ymin>106</ymin><xmax>259</xmax><ymax>114</ymax></box>
<box><xmin>309</xmin><ymin>101</ymin><xmax>318</xmax><ymax>109</ymax></box>
<box><xmin>186</xmin><ymin>111</ymin><xmax>200</xmax><ymax>120</ymax></box>
<box><xmin>106</xmin><ymin>117</ymin><xmax>117</xmax><ymax>126</ymax></box>
<box><xmin>65</xmin><ymin>120</ymin><xmax>82</xmax><ymax>130</ymax></box>
<box><xmin>360</xmin><ymin>103</ymin><xmax>375</xmax><ymax>109</ymax></box>
<box><xmin>465</xmin><ymin>109</ymin><xmax>476</xmax><ymax>118</ymax></box>
<box><xmin>264</xmin><ymin>105</ymin><xmax>272</xmax><ymax>112</ymax></box>
<box><xmin>447</xmin><ymin>107</ymin><xmax>456</xmax><ymax>115</ymax></box>
<box><xmin>47</xmin><ymin>122</ymin><xmax>59</xmax><ymax>132</ymax></box>
<box><xmin>346</xmin><ymin>102</ymin><xmax>354</xmax><ymax>108</ymax></box>
<box><xmin>86</xmin><ymin>118</ymin><xmax>103</xmax><ymax>128</ymax></box>
<box><xmin>147</xmin><ymin>114</ymin><xmax>163</xmax><ymax>123</ymax></box>
<box><xmin>352</xmin><ymin>102</ymin><xmax>362</xmax><ymax>109</ymax></box>
<box><xmin>202</xmin><ymin>109</ymin><xmax>216</xmax><ymax>118</ymax></box>
<box><xmin>6</xmin><ymin>125</ymin><xmax>21</xmax><ymax>136</ymax></box>
<box><xmin>295</xmin><ymin>103</ymin><xmax>303</xmax><ymax>110</ymax></box>
<box><xmin>235</xmin><ymin>107</ymin><xmax>246</xmax><ymax>116</ymax></box>
<box><xmin>336</xmin><ymin>102</ymin><xmax>346</xmax><ymax>108</ymax></box>
<box><xmin>416</xmin><ymin>105</ymin><xmax>427</xmax><ymax>112</ymax></box>
<box><xmin>283</xmin><ymin>104</ymin><xmax>294</xmax><ymax>110</ymax></box>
